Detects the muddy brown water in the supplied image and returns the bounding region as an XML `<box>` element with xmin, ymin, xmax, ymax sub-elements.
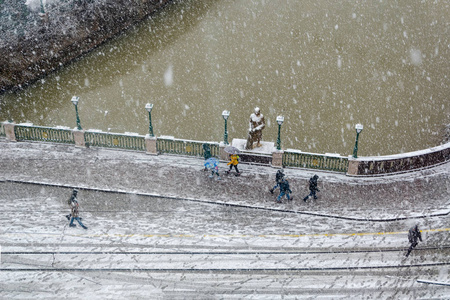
<box><xmin>0</xmin><ymin>0</ymin><xmax>448</xmax><ymax>156</ymax></box>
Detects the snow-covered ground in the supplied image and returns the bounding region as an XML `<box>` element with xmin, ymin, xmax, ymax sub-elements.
<box><xmin>0</xmin><ymin>140</ymin><xmax>449</xmax><ymax>298</ymax></box>
<box><xmin>0</xmin><ymin>140</ymin><xmax>448</xmax><ymax>221</ymax></box>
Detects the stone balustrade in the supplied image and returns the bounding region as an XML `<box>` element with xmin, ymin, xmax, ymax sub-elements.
<box><xmin>347</xmin><ymin>142</ymin><xmax>450</xmax><ymax>176</ymax></box>
<box><xmin>2</xmin><ymin>121</ymin><xmax>449</xmax><ymax>176</ymax></box>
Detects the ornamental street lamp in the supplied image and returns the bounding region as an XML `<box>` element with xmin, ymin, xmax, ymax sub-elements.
<box><xmin>71</xmin><ymin>96</ymin><xmax>82</xmax><ymax>130</ymax></box>
<box><xmin>352</xmin><ymin>123</ymin><xmax>364</xmax><ymax>158</ymax></box>
<box><xmin>222</xmin><ymin>110</ymin><xmax>230</xmax><ymax>145</ymax></box>
<box><xmin>40</xmin><ymin>0</ymin><xmax>45</xmax><ymax>14</ymax></box>
<box><xmin>145</xmin><ymin>103</ymin><xmax>154</xmax><ymax>137</ymax></box>
<box><xmin>276</xmin><ymin>115</ymin><xmax>284</xmax><ymax>150</ymax></box>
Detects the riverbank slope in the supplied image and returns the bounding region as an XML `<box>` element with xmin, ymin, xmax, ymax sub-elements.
<box><xmin>0</xmin><ymin>0</ymin><xmax>172</xmax><ymax>93</ymax></box>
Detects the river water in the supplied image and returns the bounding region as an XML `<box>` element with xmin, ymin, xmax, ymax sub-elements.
<box><xmin>1</xmin><ymin>0</ymin><xmax>449</xmax><ymax>156</ymax></box>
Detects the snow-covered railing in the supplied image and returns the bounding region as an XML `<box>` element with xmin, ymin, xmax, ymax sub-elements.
<box><xmin>14</xmin><ymin>123</ymin><xmax>74</xmax><ymax>144</ymax></box>
<box><xmin>282</xmin><ymin>150</ymin><xmax>348</xmax><ymax>173</ymax></box>
<box><xmin>0</xmin><ymin>122</ymin><xmax>5</xmax><ymax>137</ymax></box>
<box><xmin>3</xmin><ymin>122</ymin><xmax>449</xmax><ymax>175</ymax></box>
<box><xmin>157</xmin><ymin>136</ymin><xmax>220</xmax><ymax>158</ymax></box>
<box><xmin>84</xmin><ymin>130</ymin><xmax>146</xmax><ymax>151</ymax></box>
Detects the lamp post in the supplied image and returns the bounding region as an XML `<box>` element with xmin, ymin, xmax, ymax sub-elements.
<box><xmin>40</xmin><ymin>0</ymin><xmax>45</xmax><ymax>14</ymax></box>
<box><xmin>145</xmin><ymin>103</ymin><xmax>154</xmax><ymax>137</ymax></box>
<box><xmin>71</xmin><ymin>96</ymin><xmax>82</xmax><ymax>130</ymax></box>
<box><xmin>352</xmin><ymin>123</ymin><xmax>363</xmax><ymax>158</ymax></box>
<box><xmin>276</xmin><ymin>115</ymin><xmax>284</xmax><ymax>150</ymax></box>
<box><xmin>222</xmin><ymin>110</ymin><xmax>230</xmax><ymax>145</ymax></box>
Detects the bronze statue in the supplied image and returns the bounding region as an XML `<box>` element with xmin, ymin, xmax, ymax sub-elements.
<box><xmin>245</xmin><ymin>107</ymin><xmax>265</xmax><ymax>150</ymax></box>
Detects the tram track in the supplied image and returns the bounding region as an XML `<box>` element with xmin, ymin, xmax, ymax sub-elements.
<box><xmin>2</xmin><ymin>244</ymin><xmax>450</xmax><ymax>255</ymax></box>
<box><xmin>1</xmin><ymin>263</ymin><xmax>449</xmax><ymax>273</ymax></box>
<box><xmin>1</xmin><ymin>247</ymin><xmax>449</xmax><ymax>273</ymax></box>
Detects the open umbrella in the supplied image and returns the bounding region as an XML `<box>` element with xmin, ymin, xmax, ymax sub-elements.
<box><xmin>224</xmin><ymin>146</ymin><xmax>241</xmax><ymax>155</ymax></box>
<box><xmin>204</xmin><ymin>157</ymin><xmax>219</xmax><ymax>169</ymax></box>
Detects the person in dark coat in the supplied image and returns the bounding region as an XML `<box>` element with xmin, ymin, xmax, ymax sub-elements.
<box><xmin>202</xmin><ymin>143</ymin><xmax>212</xmax><ymax>171</ymax></box>
<box><xmin>405</xmin><ymin>224</ymin><xmax>422</xmax><ymax>257</ymax></box>
<box><xmin>270</xmin><ymin>169</ymin><xmax>285</xmax><ymax>194</ymax></box>
<box><xmin>69</xmin><ymin>200</ymin><xmax>88</xmax><ymax>229</ymax></box>
<box><xmin>65</xmin><ymin>189</ymin><xmax>78</xmax><ymax>220</ymax></box>
<box><xmin>303</xmin><ymin>175</ymin><xmax>320</xmax><ymax>202</ymax></box>
<box><xmin>277</xmin><ymin>178</ymin><xmax>293</xmax><ymax>203</ymax></box>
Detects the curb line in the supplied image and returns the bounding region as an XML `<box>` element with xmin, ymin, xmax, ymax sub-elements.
<box><xmin>3</xmin><ymin>179</ymin><xmax>449</xmax><ymax>222</ymax></box>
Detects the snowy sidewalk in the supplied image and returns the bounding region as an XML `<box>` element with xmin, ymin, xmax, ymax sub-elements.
<box><xmin>0</xmin><ymin>139</ymin><xmax>449</xmax><ymax>221</ymax></box>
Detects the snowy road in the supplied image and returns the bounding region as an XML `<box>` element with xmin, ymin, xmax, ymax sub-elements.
<box><xmin>3</xmin><ymin>249</ymin><xmax>450</xmax><ymax>271</ymax></box>
<box><xmin>1</xmin><ymin>182</ymin><xmax>449</xmax><ymax>299</ymax></box>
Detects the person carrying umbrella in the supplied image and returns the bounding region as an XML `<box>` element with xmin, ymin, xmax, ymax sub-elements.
<box><xmin>226</xmin><ymin>153</ymin><xmax>240</xmax><ymax>176</ymax></box>
<box><xmin>202</xmin><ymin>143</ymin><xmax>212</xmax><ymax>171</ymax></box>
<box><xmin>210</xmin><ymin>165</ymin><xmax>221</xmax><ymax>180</ymax></box>
<box><xmin>224</xmin><ymin>146</ymin><xmax>241</xmax><ymax>176</ymax></box>
<box><xmin>204</xmin><ymin>157</ymin><xmax>221</xmax><ymax>180</ymax></box>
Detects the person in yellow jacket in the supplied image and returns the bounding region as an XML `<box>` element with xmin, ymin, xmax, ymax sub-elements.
<box><xmin>226</xmin><ymin>154</ymin><xmax>240</xmax><ymax>176</ymax></box>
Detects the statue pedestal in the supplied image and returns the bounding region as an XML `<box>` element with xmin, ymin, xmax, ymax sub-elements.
<box><xmin>232</xmin><ymin>139</ymin><xmax>275</xmax><ymax>154</ymax></box>
<box><xmin>231</xmin><ymin>139</ymin><xmax>275</xmax><ymax>164</ymax></box>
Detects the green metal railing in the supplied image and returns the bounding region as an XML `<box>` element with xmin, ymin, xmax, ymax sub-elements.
<box><xmin>84</xmin><ymin>131</ymin><xmax>146</xmax><ymax>151</ymax></box>
<box><xmin>7</xmin><ymin>123</ymin><xmax>351</xmax><ymax>172</ymax></box>
<box><xmin>283</xmin><ymin>151</ymin><xmax>349</xmax><ymax>172</ymax></box>
<box><xmin>14</xmin><ymin>124</ymin><xmax>74</xmax><ymax>144</ymax></box>
<box><xmin>157</xmin><ymin>137</ymin><xmax>220</xmax><ymax>158</ymax></box>
<box><xmin>0</xmin><ymin>123</ymin><xmax>5</xmax><ymax>137</ymax></box>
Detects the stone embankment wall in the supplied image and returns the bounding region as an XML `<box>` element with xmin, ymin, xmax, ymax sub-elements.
<box><xmin>2</xmin><ymin>121</ymin><xmax>450</xmax><ymax>176</ymax></box>
<box><xmin>0</xmin><ymin>0</ymin><xmax>172</xmax><ymax>93</ymax></box>
<box><xmin>1</xmin><ymin>1</ymin><xmax>449</xmax><ymax>176</ymax></box>
<box><xmin>347</xmin><ymin>142</ymin><xmax>450</xmax><ymax>176</ymax></box>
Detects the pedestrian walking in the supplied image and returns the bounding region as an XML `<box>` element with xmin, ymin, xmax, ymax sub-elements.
<box><xmin>226</xmin><ymin>154</ymin><xmax>240</xmax><ymax>176</ymax></box>
<box><xmin>405</xmin><ymin>224</ymin><xmax>422</xmax><ymax>257</ymax></box>
<box><xmin>69</xmin><ymin>199</ymin><xmax>88</xmax><ymax>229</ymax></box>
<box><xmin>277</xmin><ymin>178</ymin><xmax>293</xmax><ymax>203</ymax></box>
<box><xmin>209</xmin><ymin>165</ymin><xmax>221</xmax><ymax>180</ymax></box>
<box><xmin>269</xmin><ymin>169</ymin><xmax>285</xmax><ymax>194</ymax></box>
<box><xmin>205</xmin><ymin>157</ymin><xmax>221</xmax><ymax>181</ymax></box>
<box><xmin>303</xmin><ymin>175</ymin><xmax>320</xmax><ymax>202</ymax></box>
<box><xmin>65</xmin><ymin>189</ymin><xmax>78</xmax><ymax>220</ymax></box>
<box><xmin>202</xmin><ymin>143</ymin><xmax>212</xmax><ymax>171</ymax></box>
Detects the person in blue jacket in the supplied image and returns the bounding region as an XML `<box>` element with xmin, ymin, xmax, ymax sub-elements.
<box><xmin>277</xmin><ymin>178</ymin><xmax>293</xmax><ymax>203</ymax></box>
<box><xmin>69</xmin><ymin>200</ymin><xmax>88</xmax><ymax>229</ymax></box>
